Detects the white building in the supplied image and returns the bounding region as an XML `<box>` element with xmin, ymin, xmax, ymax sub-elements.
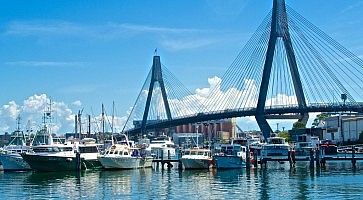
<box><xmin>322</xmin><ymin>115</ymin><xmax>363</xmax><ymax>144</ymax></box>
<box><xmin>342</xmin><ymin>117</ymin><xmax>363</xmax><ymax>143</ymax></box>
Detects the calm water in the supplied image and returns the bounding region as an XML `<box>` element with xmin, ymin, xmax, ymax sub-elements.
<box><xmin>1</xmin><ymin>162</ymin><xmax>363</xmax><ymax>200</ymax></box>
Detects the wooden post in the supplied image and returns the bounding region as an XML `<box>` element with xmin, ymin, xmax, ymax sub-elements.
<box><xmin>288</xmin><ymin>150</ymin><xmax>292</xmax><ymax>168</ymax></box>
<box><xmin>352</xmin><ymin>146</ymin><xmax>356</xmax><ymax>168</ymax></box>
<box><xmin>76</xmin><ymin>152</ymin><xmax>81</xmax><ymax>171</ymax></box>
<box><xmin>246</xmin><ymin>147</ymin><xmax>251</xmax><ymax>169</ymax></box>
<box><xmin>178</xmin><ymin>148</ymin><xmax>183</xmax><ymax>170</ymax></box>
<box><xmin>315</xmin><ymin>148</ymin><xmax>320</xmax><ymax>168</ymax></box>
<box><xmin>253</xmin><ymin>150</ymin><xmax>258</xmax><ymax>168</ymax></box>
<box><xmin>161</xmin><ymin>149</ymin><xmax>164</xmax><ymax>170</ymax></box>
<box><xmin>309</xmin><ymin>149</ymin><xmax>314</xmax><ymax>168</ymax></box>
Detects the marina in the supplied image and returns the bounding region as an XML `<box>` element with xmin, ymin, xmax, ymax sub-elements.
<box><xmin>1</xmin><ymin>0</ymin><xmax>363</xmax><ymax>199</ymax></box>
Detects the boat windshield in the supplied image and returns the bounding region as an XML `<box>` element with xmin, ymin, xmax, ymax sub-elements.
<box><xmin>33</xmin><ymin>147</ymin><xmax>61</xmax><ymax>153</ymax></box>
<box><xmin>79</xmin><ymin>146</ymin><xmax>98</xmax><ymax>153</ymax></box>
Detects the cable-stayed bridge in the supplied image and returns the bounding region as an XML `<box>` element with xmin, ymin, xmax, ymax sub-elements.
<box><xmin>122</xmin><ymin>0</ymin><xmax>363</xmax><ymax>139</ymax></box>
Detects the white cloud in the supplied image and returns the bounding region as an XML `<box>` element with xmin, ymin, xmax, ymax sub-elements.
<box><xmin>0</xmin><ymin>94</ymin><xmax>79</xmax><ymax>134</ymax></box>
<box><xmin>2</xmin><ymin>101</ymin><xmax>20</xmax><ymax>120</ymax></box>
<box><xmin>72</xmin><ymin>100</ymin><xmax>82</xmax><ymax>107</ymax></box>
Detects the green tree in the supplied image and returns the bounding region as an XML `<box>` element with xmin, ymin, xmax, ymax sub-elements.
<box><xmin>278</xmin><ymin>131</ymin><xmax>291</xmax><ymax>142</ymax></box>
<box><xmin>312</xmin><ymin>113</ymin><xmax>330</xmax><ymax>127</ymax></box>
<box><xmin>293</xmin><ymin>121</ymin><xmax>306</xmax><ymax>129</ymax></box>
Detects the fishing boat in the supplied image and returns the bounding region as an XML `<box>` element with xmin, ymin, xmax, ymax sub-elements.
<box><xmin>0</xmin><ymin>116</ymin><xmax>32</xmax><ymax>171</ymax></box>
<box><xmin>149</xmin><ymin>135</ymin><xmax>176</xmax><ymax>159</ymax></box>
<box><xmin>180</xmin><ymin>148</ymin><xmax>213</xmax><ymax>169</ymax></box>
<box><xmin>213</xmin><ymin>144</ymin><xmax>246</xmax><ymax>169</ymax></box>
<box><xmin>22</xmin><ymin>138</ymin><xmax>102</xmax><ymax>171</ymax></box>
<box><xmin>98</xmin><ymin>134</ymin><xmax>153</xmax><ymax>169</ymax></box>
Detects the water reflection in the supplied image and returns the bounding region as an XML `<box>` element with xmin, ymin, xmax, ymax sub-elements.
<box><xmin>0</xmin><ymin>164</ymin><xmax>362</xmax><ymax>199</ymax></box>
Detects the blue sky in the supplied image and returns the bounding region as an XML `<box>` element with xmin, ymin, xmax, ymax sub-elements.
<box><xmin>0</xmin><ymin>0</ymin><xmax>362</xmax><ymax>133</ymax></box>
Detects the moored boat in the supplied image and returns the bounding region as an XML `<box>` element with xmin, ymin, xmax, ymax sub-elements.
<box><xmin>180</xmin><ymin>148</ymin><xmax>213</xmax><ymax>169</ymax></box>
<box><xmin>0</xmin><ymin>118</ymin><xmax>32</xmax><ymax>171</ymax></box>
<box><xmin>149</xmin><ymin>135</ymin><xmax>176</xmax><ymax>159</ymax></box>
<box><xmin>21</xmin><ymin>138</ymin><xmax>102</xmax><ymax>171</ymax></box>
<box><xmin>98</xmin><ymin>134</ymin><xmax>153</xmax><ymax>169</ymax></box>
<box><xmin>213</xmin><ymin>144</ymin><xmax>246</xmax><ymax>169</ymax></box>
<box><xmin>261</xmin><ymin>137</ymin><xmax>290</xmax><ymax>159</ymax></box>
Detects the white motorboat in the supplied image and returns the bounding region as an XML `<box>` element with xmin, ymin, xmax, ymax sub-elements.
<box><xmin>149</xmin><ymin>135</ymin><xmax>176</xmax><ymax>159</ymax></box>
<box><xmin>0</xmin><ymin>126</ymin><xmax>32</xmax><ymax>171</ymax></box>
<box><xmin>180</xmin><ymin>148</ymin><xmax>213</xmax><ymax>169</ymax></box>
<box><xmin>261</xmin><ymin>137</ymin><xmax>290</xmax><ymax>159</ymax></box>
<box><xmin>98</xmin><ymin>134</ymin><xmax>153</xmax><ymax>169</ymax></box>
<box><xmin>21</xmin><ymin>138</ymin><xmax>102</xmax><ymax>171</ymax></box>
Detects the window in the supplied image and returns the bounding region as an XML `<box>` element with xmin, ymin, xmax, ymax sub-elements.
<box><xmin>79</xmin><ymin>146</ymin><xmax>98</xmax><ymax>153</ymax></box>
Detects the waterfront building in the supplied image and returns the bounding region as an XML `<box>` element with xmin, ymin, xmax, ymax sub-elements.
<box><xmin>320</xmin><ymin>115</ymin><xmax>363</xmax><ymax>144</ymax></box>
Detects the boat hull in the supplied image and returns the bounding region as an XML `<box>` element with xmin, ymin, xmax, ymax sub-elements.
<box><xmin>98</xmin><ymin>156</ymin><xmax>153</xmax><ymax>169</ymax></box>
<box><xmin>214</xmin><ymin>155</ymin><xmax>245</xmax><ymax>169</ymax></box>
<box><xmin>181</xmin><ymin>158</ymin><xmax>212</xmax><ymax>169</ymax></box>
<box><xmin>21</xmin><ymin>154</ymin><xmax>102</xmax><ymax>172</ymax></box>
<box><xmin>0</xmin><ymin>154</ymin><xmax>31</xmax><ymax>171</ymax></box>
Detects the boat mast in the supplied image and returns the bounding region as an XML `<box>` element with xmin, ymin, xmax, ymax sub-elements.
<box><xmin>196</xmin><ymin>124</ymin><xmax>199</xmax><ymax>148</ymax></box>
<box><xmin>16</xmin><ymin>115</ymin><xmax>21</xmax><ymax>145</ymax></box>
<box><xmin>101</xmin><ymin>103</ymin><xmax>105</xmax><ymax>140</ymax></box>
<box><xmin>111</xmin><ymin>101</ymin><xmax>115</xmax><ymax>145</ymax></box>
<box><xmin>78</xmin><ymin>109</ymin><xmax>83</xmax><ymax>140</ymax></box>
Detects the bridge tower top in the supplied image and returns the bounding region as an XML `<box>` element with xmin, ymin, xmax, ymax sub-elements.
<box><xmin>141</xmin><ymin>55</ymin><xmax>172</xmax><ymax>133</ymax></box>
<box><xmin>256</xmin><ymin>0</ymin><xmax>308</xmax><ymax>139</ymax></box>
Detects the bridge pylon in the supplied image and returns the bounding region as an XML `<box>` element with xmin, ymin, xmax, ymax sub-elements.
<box><xmin>256</xmin><ymin>0</ymin><xmax>308</xmax><ymax>139</ymax></box>
<box><xmin>141</xmin><ymin>55</ymin><xmax>172</xmax><ymax>134</ymax></box>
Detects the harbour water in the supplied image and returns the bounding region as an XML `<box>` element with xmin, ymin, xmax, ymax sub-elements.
<box><xmin>1</xmin><ymin>162</ymin><xmax>363</xmax><ymax>199</ymax></box>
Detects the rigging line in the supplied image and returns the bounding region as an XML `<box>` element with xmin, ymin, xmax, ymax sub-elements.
<box><xmin>290</xmin><ymin>19</ymin><xmax>355</xmax><ymax>102</ymax></box>
<box><xmin>287</xmin><ymin>6</ymin><xmax>363</xmax><ymax>68</ymax></box>
<box><xmin>121</xmin><ymin>68</ymin><xmax>152</xmax><ymax>132</ymax></box>
<box><xmin>288</xmin><ymin>10</ymin><xmax>363</xmax><ymax>79</ymax></box>
<box><xmin>162</xmin><ymin>65</ymin><xmax>198</xmax><ymax>99</ymax></box>
<box><xmin>212</xmin><ymin>27</ymin><xmax>270</xmax><ymax>111</ymax></box>
<box><xmin>232</xmin><ymin>28</ymin><xmax>271</xmax><ymax>110</ymax></box>
<box><xmin>205</xmin><ymin>14</ymin><xmax>272</xmax><ymax>110</ymax></box>
<box><xmin>238</xmin><ymin>28</ymin><xmax>270</xmax><ymax>110</ymax></box>
<box><xmin>288</xmin><ymin>20</ymin><xmax>339</xmax><ymax>104</ymax></box>
<box><xmin>218</xmin><ymin>14</ymin><xmax>272</xmax><ymax>93</ymax></box>
<box><xmin>289</xmin><ymin>9</ymin><xmax>363</xmax><ymax>102</ymax></box>
<box><xmin>290</xmin><ymin>17</ymin><xmax>363</xmax><ymax>98</ymax></box>
<box><xmin>162</xmin><ymin>68</ymin><xmax>200</xmax><ymax>114</ymax></box>
<box><xmin>280</xmin><ymin>39</ymin><xmax>292</xmax><ymax>105</ymax></box>
<box><xmin>278</xmin><ymin>39</ymin><xmax>286</xmax><ymax>106</ymax></box>
<box><xmin>289</xmin><ymin>25</ymin><xmax>326</xmax><ymax>104</ymax></box>
<box><xmin>162</xmin><ymin>80</ymin><xmax>180</xmax><ymax>117</ymax></box>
